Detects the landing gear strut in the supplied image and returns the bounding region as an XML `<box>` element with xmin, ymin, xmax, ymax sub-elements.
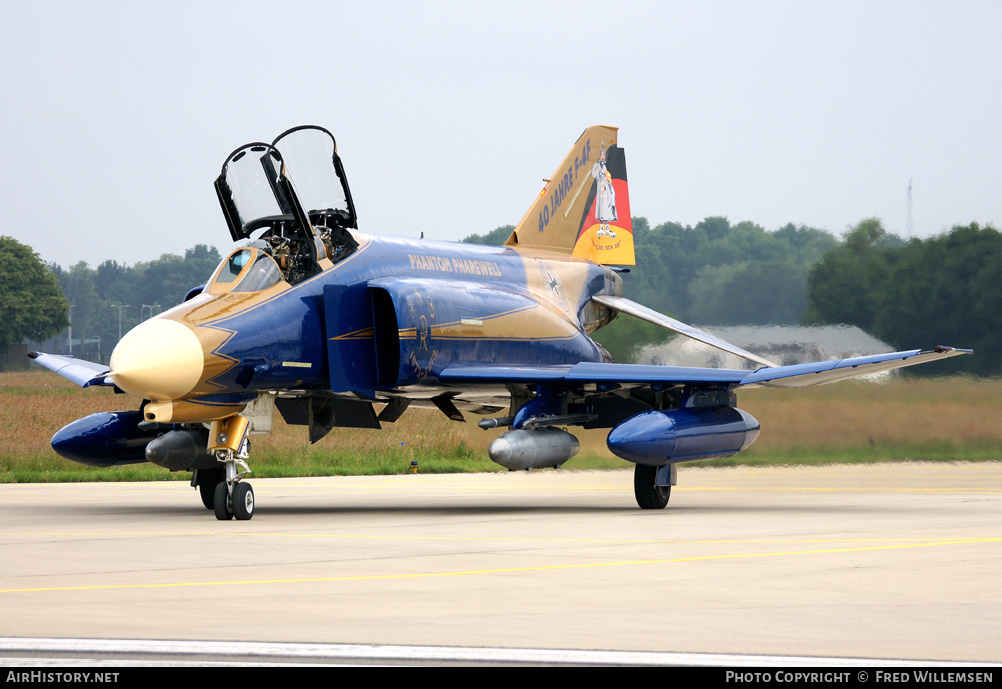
<box><xmin>207</xmin><ymin>415</ymin><xmax>255</xmax><ymax>521</ymax></box>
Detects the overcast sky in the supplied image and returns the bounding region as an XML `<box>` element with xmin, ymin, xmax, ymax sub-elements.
<box><xmin>2</xmin><ymin>1</ymin><xmax>1000</xmax><ymax>269</ymax></box>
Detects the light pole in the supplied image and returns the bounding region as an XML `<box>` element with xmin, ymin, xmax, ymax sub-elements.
<box><xmin>141</xmin><ymin>304</ymin><xmax>161</xmax><ymax>321</ymax></box>
<box><xmin>111</xmin><ymin>304</ymin><xmax>129</xmax><ymax>342</ymax></box>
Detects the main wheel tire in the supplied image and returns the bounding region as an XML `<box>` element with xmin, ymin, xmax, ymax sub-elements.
<box><xmin>232</xmin><ymin>482</ymin><xmax>254</xmax><ymax>521</ymax></box>
<box><xmin>213</xmin><ymin>481</ymin><xmax>233</xmax><ymax>521</ymax></box>
<box><xmin>634</xmin><ymin>464</ymin><xmax>671</xmax><ymax>509</ymax></box>
<box><xmin>198</xmin><ymin>468</ymin><xmax>224</xmax><ymax>510</ymax></box>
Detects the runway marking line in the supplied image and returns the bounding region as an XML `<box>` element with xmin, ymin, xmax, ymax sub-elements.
<box><xmin>1</xmin><ymin>537</ymin><xmax>998</xmax><ymax>594</ymax></box>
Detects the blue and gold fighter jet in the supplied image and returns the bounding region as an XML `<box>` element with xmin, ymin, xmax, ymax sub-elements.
<box><xmin>30</xmin><ymin>125</ymin><xmax>970</xmax><ymax>520</ymax></box>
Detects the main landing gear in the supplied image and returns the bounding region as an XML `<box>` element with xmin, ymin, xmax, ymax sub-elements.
<box><xmin>633</xmin><ymin>463</ymin><xmax>675</xmax><ymax>510</ymax></box>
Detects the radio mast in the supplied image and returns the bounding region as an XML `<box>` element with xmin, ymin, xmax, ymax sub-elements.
<box><xmin>906</xmin><ymin>178</ymin><xmax>914</xmax><ymax>237</ymax></box>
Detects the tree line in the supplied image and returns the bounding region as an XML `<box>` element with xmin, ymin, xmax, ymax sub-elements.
<box><xmin>804</xmin><ymin>219</ymin><xmax>999</xmax><ymax>376</ymax></box>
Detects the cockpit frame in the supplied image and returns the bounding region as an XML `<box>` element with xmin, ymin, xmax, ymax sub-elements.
<box><xmin>214</xmin><ymin>126</ymin><xmax>359</xmax><ymax>285</ymax></box>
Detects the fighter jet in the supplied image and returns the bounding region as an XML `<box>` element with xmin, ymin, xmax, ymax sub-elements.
<box><xmin>30</xmin><ymin>125</ymin><xmax>970</xmax><ymax>519</ymax></box>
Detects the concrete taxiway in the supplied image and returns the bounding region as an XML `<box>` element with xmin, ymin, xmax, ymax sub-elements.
<box><xmin>0</xmin><ymin>463</ymin><xmax>999</xmax><ymax>663</ymax></box>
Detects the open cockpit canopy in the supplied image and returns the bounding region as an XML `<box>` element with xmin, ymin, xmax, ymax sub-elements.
<box><xmin>214</xmin><ymin>126</ymin><xmax>358</xmax><ymax>284</ymax></box>
<box><xmin>272</xmin><ymin>125</ymin><xmax>357</xmax><ymax>232</ymax></box>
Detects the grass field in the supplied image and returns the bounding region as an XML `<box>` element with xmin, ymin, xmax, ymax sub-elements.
<box><xmin>1</xmin><ymin>369</ymin><xmax>999</xmax><ymax>482</ymax></box>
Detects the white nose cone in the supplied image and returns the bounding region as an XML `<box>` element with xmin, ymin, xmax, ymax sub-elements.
<box><xmin>110</xmin><ymin>319</ymin><xmax>204</xmax><ymax>400</ymax></box>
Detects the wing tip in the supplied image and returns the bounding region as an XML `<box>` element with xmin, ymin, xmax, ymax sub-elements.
<box><xmin>933</xmin><ymin>345</ymin><xmax>973</xmax><ymax>355</ymax></box>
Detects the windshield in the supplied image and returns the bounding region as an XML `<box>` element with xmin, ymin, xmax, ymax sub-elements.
<box><xmin>233</xmin><ymin>252</ymin><xmax>283</xmax><ymax>292</ymax></box>
<box><xmin>214</xmin><ymin>248</ymin><xmax>253</xmax><ymax>285</ymax></box>
<box><xmin>208</xmin><ymin>248</ymin><xmax>284</xmax><ymax>295</ymax></box>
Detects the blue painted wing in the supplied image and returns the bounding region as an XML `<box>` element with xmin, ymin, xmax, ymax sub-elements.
<box><xmin>439</xmin><ymin>362</ymin><xmax>749</xmax><ymax>386</ymax></box>
<box><xmin>440</xmin><ymin>347</ymin><xmax>971</xmax><ymax>389</ymax></box>
<box><xmin>738</xmin><ymin>347</ymin><xmax>971</xmax><ymax>388</ymax></box>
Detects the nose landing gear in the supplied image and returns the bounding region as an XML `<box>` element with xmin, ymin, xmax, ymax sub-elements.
<box><xmin>211</xmin><ymin>443</ymin><xmax>254</xmax><ymax>520</ymax></box>
<box><xmin>208</xmin><ymin>415</ymin><xmax>255</xmax><ymax>521</ymax></box>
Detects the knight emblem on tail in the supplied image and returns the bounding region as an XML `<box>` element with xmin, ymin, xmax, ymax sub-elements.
<box><xmin>592</xmin><ymin>145</ymin><xmax>617</xmax><ymax>238</ymax></box>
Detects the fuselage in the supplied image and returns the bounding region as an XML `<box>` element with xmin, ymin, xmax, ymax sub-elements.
<box><xmin>109</xmin><ymin>231</ymin><xmax>619</xmax><ymax>422</ymax></box>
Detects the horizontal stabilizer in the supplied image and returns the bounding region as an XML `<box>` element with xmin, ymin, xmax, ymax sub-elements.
<box><xmin>592</xmin><ymin>295</ymin><xmax>779</xmax><ymax>369</ymax></box>
<box><xmin>27</xmin><ymin>352</ymin><xmax>112</xmax><ymax>387</ymax></box>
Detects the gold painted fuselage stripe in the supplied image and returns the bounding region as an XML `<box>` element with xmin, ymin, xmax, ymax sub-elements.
<box><xmin>330</xmin><ymin>327</ymin><xmax>374</xmax><ymax>341</ymax></box>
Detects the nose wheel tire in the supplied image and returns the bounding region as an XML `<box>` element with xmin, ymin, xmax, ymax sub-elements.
<box><xmin>232</xmin><ymin>482</ymin><xmax>255</xmax><ymax>520</ymax></box>
<box><xmin>213</xmin><ymin>482</ymin><xmax>233</xmax><ymax>520</ymax></box>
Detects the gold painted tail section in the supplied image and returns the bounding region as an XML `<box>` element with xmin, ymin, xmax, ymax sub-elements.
<box><xmin>508</xmin><ymin>125</ymin><xmax>634</xmax><ymax>265</ymax></box>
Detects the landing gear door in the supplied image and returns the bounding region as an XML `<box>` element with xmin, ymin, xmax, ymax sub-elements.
<box><xmin>324</xmin><ymin>282</ymin><xmax>376</xmax><ymax>399</ymax></box>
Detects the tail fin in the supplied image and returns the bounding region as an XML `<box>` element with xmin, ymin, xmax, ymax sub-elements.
<box><xmin>507</xmin><ymin>125</ymin><xmax>634</xmax><ymax>265</ymax></box>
